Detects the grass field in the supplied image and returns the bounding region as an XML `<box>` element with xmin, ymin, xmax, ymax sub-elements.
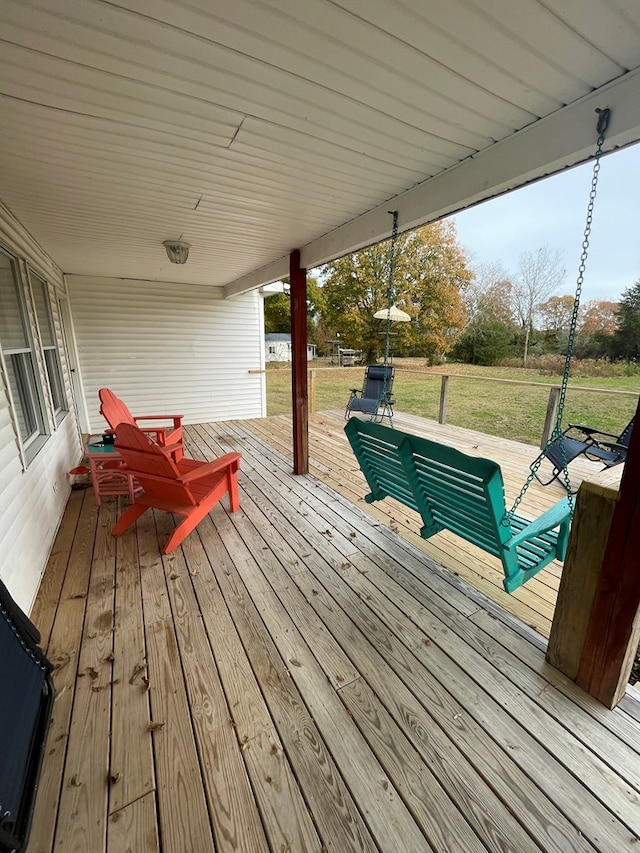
<box><xmin>267</xmin><ymin>360</ymin><xmax>639</xmax><ymax>446</ymax></box>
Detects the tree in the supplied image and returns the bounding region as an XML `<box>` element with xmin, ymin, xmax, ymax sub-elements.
<box><xmin>263</xmin><ymin>289</ymin><xmax>290</xmax><ymax>334</ymax></box>
<box><xmin>451</xmin><ymin>318</ymin><xmax>513</xmax><ymax>365</ymax></box>
<box><xmin>538</xmin><ymin>294</ymin><xmax>576</xmax><ymax>353</ymax></box>
<box><xmin>512</xmin><ymin>246</ymin><xmax>566</xmax><ymax>365</ymax></box>
<box><xmin>263</xmin><ymin>275</ymin><xmax>325</xmax><ymax>344</ymax></box>
<box><xmin>463</xmin><ymin>261</ymin><xmax>514</xmax><ymax>326</ymax></box>
<box><xmin>612</xmin><ymin>280</ymin><xmax>640</xmax><ymax>361</ymax></box>
<box><xmin>478</xmin><ymin>278</ymin><xmax>516</xmax><ymax>327</ymax></box>
<box><xmin>579</xmin><ymin>300</ymin><xmax>618</xmax><ymax>337</ymax></box>
<box><xmin>454</xmin><ymin>261</ymin><xmax>517</xmax><ymax>365</ymax></box>
<box><xmin>575</xmin><ymin>300</ymin><xmax>618</xmax><ymax>359</ymax></box>
<box><xmin>538</xmin><ymin>295</ymin><xmax>575</xmax><ymax>332</ymax></box>
<box><xmin>321</xmin><ymin>220</ymin><xmax>471</xmax><ymax>363</ymax></box>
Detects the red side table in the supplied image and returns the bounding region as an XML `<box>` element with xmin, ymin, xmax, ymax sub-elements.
<box><xmin>85</xmin><ymin>439</ymin><xmax>140</xmax><ymax>506</ymax></box>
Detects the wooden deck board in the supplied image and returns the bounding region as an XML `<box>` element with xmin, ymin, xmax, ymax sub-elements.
<box><xmin>179</xmin><ymin>531</ymin><xmax>324</xmax><ymax>852</ymax></box>
<box><xmin>107</xmin><ymin>791</ymin><xmax>159</xmax><ymax>852</ymax></box>
<box><xmin>28</xmin><ymin>415</ymin><xmax>640</xmax><ymax>853</ymax></box>
<box><xmin>29</xmin><ymin>489</ymin><xmax>84</xmax><ymax>651</ymax></box>
<box><xmin>239</xmin><ymin>410</ymin><xmax>606</xmax><ymax>635</ymax></box>
<box><xmin>27</xmin><ymin>490</ymin><xmax>99</xmax><ymax>853</ymax></box>
<box><xmin>52</xmin><ymin>499</ymin><xmax>117</xmax><ymax>853</ymax></box>
<box><xmin>210</xmin><ymin>502</ymin><xmax>434</xmax><ymax>852</ymax></box>
<box><xmin>109</xmin><ymin>520</ymin><xmax>155</xmax><ymax>816</ymax></box>
<box><xmin>153</xmin><ymin>526</ymin><xmax>272</xmax><ymax>853</ymax></box>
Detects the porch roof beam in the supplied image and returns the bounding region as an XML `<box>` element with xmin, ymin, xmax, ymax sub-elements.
<box><xmin>224</xmin><ymin>67</ymin><xmax>640</xmax><ymax>299</ymax></box>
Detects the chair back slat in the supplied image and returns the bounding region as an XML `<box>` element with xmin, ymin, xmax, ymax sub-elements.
<box><xmin>115</xmin><ymin>423</ymin><xmax>193</xmax><ymax>505</ymax></box>
<box><xmin>99</xmin><ymin>388</ymin><xmax>136</xmax><ymax>430</ymax></box>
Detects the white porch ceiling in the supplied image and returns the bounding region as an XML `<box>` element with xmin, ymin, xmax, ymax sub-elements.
<box><xmin>1</xmin><ymin>0</ymin><xmax>640</xmax><ymax>294</ymax></box>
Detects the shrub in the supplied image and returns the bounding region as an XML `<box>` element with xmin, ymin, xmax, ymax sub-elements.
<box><xmin>499</xmin><ymin>355</ymin><xmax>640</xmax><ymax>378</ymax></box>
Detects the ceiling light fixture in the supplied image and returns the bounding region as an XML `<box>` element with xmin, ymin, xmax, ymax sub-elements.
<box><xmin>163</xmin><ymin>240</ymin><xmax>191</xmax><ymax>264</ymax></box>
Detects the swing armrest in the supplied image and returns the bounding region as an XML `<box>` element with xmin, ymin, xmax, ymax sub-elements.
<box><xmin>506</xmin><ymin>498</ymin><xmax>572</xmax><ymax>549</ymax></box>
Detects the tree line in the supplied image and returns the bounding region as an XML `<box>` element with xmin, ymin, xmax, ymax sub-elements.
<box><xmin>263</xmin><ymin>220</ymin><xmax>640</xmax><ymax>367</ymax></box>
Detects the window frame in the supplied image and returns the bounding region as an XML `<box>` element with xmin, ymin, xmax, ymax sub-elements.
<box><xmin>28</xmin><ymin>267</ymin><xmax>68</xmax><ymax>425</ymax></box>
<box><xmin>0</xmin><ymin>246</ymin><xmax>50</xmax><ymax>464</ymax></box>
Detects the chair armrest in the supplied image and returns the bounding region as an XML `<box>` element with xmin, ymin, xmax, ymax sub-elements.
<box><xmin>160</xmin><ymin>441</ymin><xmax>183</xmax><ymax>455</ymax></box>
<box><xmin>506</xmin><ymin>497</ymin><xmax>571</xmax><ymax>549</ymax></box>
<box><xmin>565</xmin><ymin>423</ymin><xmax>618</xmax><ymax>441</ymax></box>
<box><xmin>596</xmin><ymin>439</ymin><xmax>626</xmax><ymax>452</ymax></box>
<box><xmin>180</xmin><ymin>453</ymin><xmax>241</xmax><ymax>483</ymax></box>
<box><xmin>134</xmin><ymin>414</ymin><xmax>184</xmax><ymax>427</ymax></box>
<box><xmin>592</xmin><ymin>439</ymin><xmax>628</xmax><ymax>461</ymax></box>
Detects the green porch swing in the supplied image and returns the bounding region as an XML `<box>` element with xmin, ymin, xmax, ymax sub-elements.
<box><xmin>345</xmin><ymin>109</ymin><xmax>611</xmax><ymax>593</ymax></box>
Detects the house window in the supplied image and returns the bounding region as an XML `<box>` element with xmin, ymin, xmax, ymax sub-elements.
<box><xmin>0</xmin><ymin>249</ymin><xmax>48</xmax><ymax>461</ymax></box>
<box><xmin>30</xmin><ymin>269</ymin><xmax>67</xmax><ymax>422</ymax></box>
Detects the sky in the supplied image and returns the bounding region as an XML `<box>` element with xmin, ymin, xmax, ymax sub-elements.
<box><xmin>449</xmin><ymin>140</ymin><xmax>640</xmax><ymax>304</ymax></box>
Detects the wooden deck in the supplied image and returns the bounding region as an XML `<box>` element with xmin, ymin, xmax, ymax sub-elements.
<box><xmin>28</xmin><ymin>416</ymin><xmax>640</xmax><ymax>853</ymax></box>
<box><xmin>244</xmin><ymin>409</ymin><xmax>615</xmax><ymax>637</ymax></box>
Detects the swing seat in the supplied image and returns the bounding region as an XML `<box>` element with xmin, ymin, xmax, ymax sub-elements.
<box><xmin>345</xmin><ymin>419</ymin><xmax>571</xmax><ymax>593</ymax></box>
<box><xmin>345</xmin><ymin>364</ymin><xmax>395</xmax><ymax>423</ymax></box>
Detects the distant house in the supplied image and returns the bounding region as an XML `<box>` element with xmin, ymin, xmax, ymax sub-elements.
<box><xmin>265</xmin><ymin>333</ymin><xmax>316</xmax><ymax>362</ymax></box>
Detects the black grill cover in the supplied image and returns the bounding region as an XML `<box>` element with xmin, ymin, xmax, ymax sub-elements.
<box><xmin>0</xmin><ymin>580</ymin><xmax>54</xmax><ymax>852</ymax></box>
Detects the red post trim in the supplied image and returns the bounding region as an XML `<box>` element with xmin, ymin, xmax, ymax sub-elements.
<box><xmin>289</xmin><ymin>250</ymin><xmax>308</xmax><ymax>475</ymax></box>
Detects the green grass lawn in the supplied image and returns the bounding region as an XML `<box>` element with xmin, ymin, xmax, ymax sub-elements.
<box><xmin>267</xmin><ymin>361</ymin><xmax>639</xmax><ymax>446</ymax></box>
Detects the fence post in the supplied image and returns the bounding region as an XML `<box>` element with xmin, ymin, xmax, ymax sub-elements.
<box><xmin>438</xmin><ymin>375</ymin><xmax>449</xmax><ymax>424</ymax></box>
<box><xmin>309</xmin><ymin>370</ymin><xmax>317</xmax><ymax>414</ymax></box>
<box><xmin>541</xmin><ymin>386</ymin><xmax>561</xmax><ymax>448</ymax></box>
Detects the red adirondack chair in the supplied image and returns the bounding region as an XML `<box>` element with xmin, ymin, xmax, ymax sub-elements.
<box><xmin>99</xmin><ymin>388</ymin><xmax>184</xmax><ymax>460</ymax></box>
<box><xmin>112</xmin><ymin>423</ymin><xmax>241</xmax><ymax>554</ymax></box>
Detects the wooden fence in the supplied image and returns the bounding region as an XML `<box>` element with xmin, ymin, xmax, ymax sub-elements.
<box><xmin>308</xmin><ymin>368</ymin><xmax>639</xmax><ymax>447</ymax></box>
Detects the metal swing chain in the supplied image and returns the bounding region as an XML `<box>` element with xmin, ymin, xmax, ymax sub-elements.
<box><xmin>504</xmin><ymin>106</ymin><xmax>610</xmax><ymax>524</ymax></box>
<box><xmin>380</xmin><ymin>210</ymin><xmax>399</xmax><ymax>423</ymax></box>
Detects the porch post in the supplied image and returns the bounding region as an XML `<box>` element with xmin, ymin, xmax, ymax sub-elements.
<box><xmin>289</xmin><ymin>250</ymin><xmax>309</xmax><ymax>474</ymax></box>
<box><xmin>574</xmin><ymin>395</ymin><xmax>640</xmax><ymax>707</ymax></box>
<box><xmin>548</xmin><ymin>395</ymin><xmax>640</xmax><ymax>708</ymax></box>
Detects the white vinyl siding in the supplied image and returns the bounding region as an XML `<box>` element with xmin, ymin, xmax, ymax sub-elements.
<box><xmin>0</xmin><ymin>200</ymin><xmax>82</xmax><ymax>613</ymax></box>
<box><xmin>66</xmin><ymin>276</ymin><xmax>266</xmax><ymax>431</ymax></box>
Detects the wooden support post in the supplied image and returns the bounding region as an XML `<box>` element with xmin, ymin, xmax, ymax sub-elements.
<box><xmin>548</xmin><ymin>395</ymin><xmax>640</xmax><ymax>708</ymax></box>
<box><xmin>575</xmin><ymin>396</ymin><xmax>640</xmax><ymax>707</ymax></box>
<box><xmin>546</xmin><ymin>475</ymin><xmax>618</xmax><ymax>680</ymax></box>
<box><xmin>541</xmin><ymin>386</ymin><xmax>561</xmax><ymax>448</ymax></box>
<box><xmin>438</xmin><ymin>375</ymin><xmax>449</xmax><ymax>424</ymax></box>
<box><xmin>289</xmin><ymin>250</ymin><xmax>308</xmax><ymax>475</ymax></box>
<box><xmin>309</xmin><ymin>370</ymin><xmax>317</xmax><ymax>414</ymax></box>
